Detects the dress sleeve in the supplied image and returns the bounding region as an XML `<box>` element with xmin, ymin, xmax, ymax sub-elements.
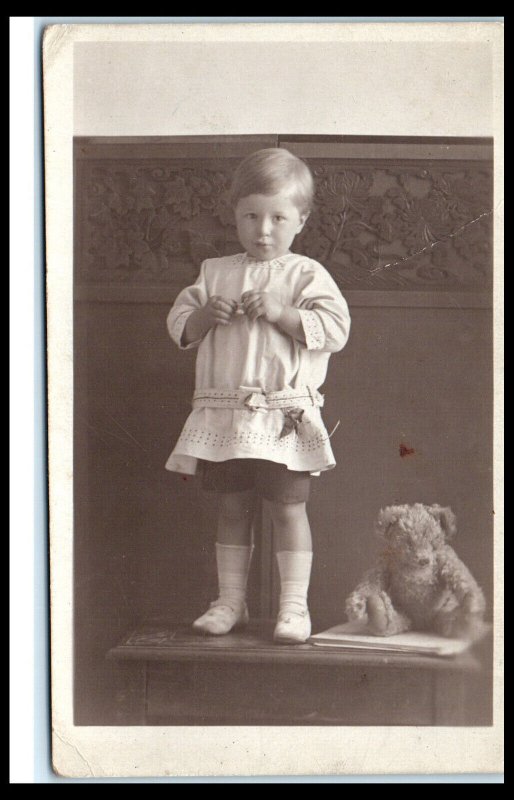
<box><xmin>294</xmin><ymin>261</ymin><xmax>351</xmax><ymax>353</ymax></box>
<box><xmin>166</xmin><ymin>260</ymin><xmax>209</xmax><ymax>350</ymax></box>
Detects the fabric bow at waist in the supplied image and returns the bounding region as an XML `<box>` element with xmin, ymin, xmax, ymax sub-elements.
<box><xmin>192</xmin><ymin>386</ymin><xmax>324</xmax><ymax>411</ymax></box>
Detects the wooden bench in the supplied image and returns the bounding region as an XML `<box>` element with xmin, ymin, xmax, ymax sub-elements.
<box><xmin>107</xmin><ymin>620</ymin><xmax>492</xmax><ymax>726</ymax></box>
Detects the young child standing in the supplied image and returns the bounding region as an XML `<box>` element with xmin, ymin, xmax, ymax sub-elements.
<box><xmin>166</xmin><ymin>148</ymin><xmax>351</xmax><ymax>643</ymax></box>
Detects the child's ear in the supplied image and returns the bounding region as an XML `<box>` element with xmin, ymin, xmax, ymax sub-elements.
<box><xmin>297</xmin><ymin>211</ymin><xmax>310</xmax><ymax>233</ymax></box>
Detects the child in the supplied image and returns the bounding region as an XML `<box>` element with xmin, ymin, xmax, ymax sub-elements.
<box><xmin>166</xmin><ymin>148</ymin><xmax>351</xmax><ymax>643</ymax></box>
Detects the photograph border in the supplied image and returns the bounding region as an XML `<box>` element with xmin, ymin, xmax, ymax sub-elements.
<box><xmin>40</xmin><ymin>18</ymin><xmax>503</xmax><ymax>780</ymax></box>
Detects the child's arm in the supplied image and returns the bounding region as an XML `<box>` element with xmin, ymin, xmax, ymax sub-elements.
<box><xmin>182</xmin><ymin>296</ymin><xmax>237</xmax><ymax>346</ymax></box>
<box><xmin>294</xmin><ymin>263</ymin><xmax>351</xmax><ymax>353</ymax></box>
<box><xmin>242</xmin><ymin>261</ymin><xmax>351</xmax><ymax>352</ymax></box>
<box><xmin>275</xmin><ymin>306</ymin><xmax>306</xmax><ymax>344</ymax></box>
<box><xmin>167</xmin><ymin>261</ymin><xmax>236</xmax><ymax>349</ymax></box>
<box><xmin>241</xmin><ymin>291</ymin><xmax>306</xmax><ymax>343</ymax></box>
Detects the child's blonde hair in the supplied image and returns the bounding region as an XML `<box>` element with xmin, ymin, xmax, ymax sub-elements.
<box><xmin>229</xmin><ymin>148</ymin><xmax>315</xmax><ymax>215</ymax></box>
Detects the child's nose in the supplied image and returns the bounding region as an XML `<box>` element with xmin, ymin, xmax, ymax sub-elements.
<box><xmin>258</xmin><ymin>217</ymin><xmax>272</xmax><ymax>235</ymax></box>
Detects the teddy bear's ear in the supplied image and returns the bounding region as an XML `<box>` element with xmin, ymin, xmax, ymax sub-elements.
<box><xmin>375</xmin><ymin>506</ymin><xmax>400</xmax><ymax>538</ymax></box>
<box><xmin>427</xmin><ymin>505</ymin><xmax>457</xmax><ymax>540</ymax></box>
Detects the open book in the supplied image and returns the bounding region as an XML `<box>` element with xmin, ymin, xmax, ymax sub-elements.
<box><xmin>308</xmin><ymin>621</ymin><xmax>476</xmax><ymax>658</ymax></box>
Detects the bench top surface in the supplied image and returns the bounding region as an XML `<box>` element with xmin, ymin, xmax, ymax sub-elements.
<box><xmin>107</xmin><ymin>620</ymin><xmax>487</xmax><ymax>672</ymax></box>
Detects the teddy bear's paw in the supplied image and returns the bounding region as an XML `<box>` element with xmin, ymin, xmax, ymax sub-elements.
<box><xmin>462</xmin><ymin>591</ymin><xmax>486</xmax><ymax>616</ymax></box>
<box><xmin>433</xmin><ymin>589</ymin><xmax>460</xmax><ymax>615</ymax></box>
<box><xmin>367</xmin><ymin>593</ymin><xmax>412</xmax><ymax>636</ymax></box>
<box><xmin>460</xmin><ymin>614</ymin><xmax>487</xmax><ymax>641</ymax></box>
<box><xmin>435</xmin><ymin>611</ymin><xmax>486</xmax><ymax>641</ymax></box>
<box><xmin>345</xmin><ymin>594</ymin><xmax>367</xmax><ymax>621</ymax></box>
<box><xmin>366</xmin><ymin>594</ymin><xmax>390</xmax><ymax>635</ymax></box>
<box><xmin>432</xmin><ymin>612</ymin><xmax>458</xmax><ymax>638</ymax></box>
<box><xmin>432</xmin><ymin>607</ymin><xmax>479</xmax><ymax>639</ymax></box>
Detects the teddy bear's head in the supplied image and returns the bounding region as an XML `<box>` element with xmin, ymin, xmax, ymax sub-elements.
<box><xmin>375</xmin><ymin>503</ymin><xmax>457</xmax><ymax>571</ymax></box>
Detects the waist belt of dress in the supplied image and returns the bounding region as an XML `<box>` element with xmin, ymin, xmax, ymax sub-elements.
<box><xmin>192</xmin><ymin>386</ymin><xmax>324</xmax><ymax>411</ymax></box>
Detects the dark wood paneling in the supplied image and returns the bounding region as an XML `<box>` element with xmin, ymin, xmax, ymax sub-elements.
<box><xmin>74</xmin><ymin>136</ymin><xmax>493</xmax><ymax>294</ymax></box>
<box><xmin>75</xmin><ymin>286</ymin><xmax>492</xmax><ymax>308</ymax></box>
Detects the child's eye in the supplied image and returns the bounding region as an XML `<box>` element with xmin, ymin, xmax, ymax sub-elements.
<box><xmin>274</xmin><ymin>215</ymin><xmax>286</xmax><ymax>222</ymax></box>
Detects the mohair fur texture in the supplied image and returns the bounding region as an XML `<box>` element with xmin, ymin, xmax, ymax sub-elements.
<box><xmin>345</xmin><ymin>503</ymin><xmax>486</xmax><ymax>639</ymax></box>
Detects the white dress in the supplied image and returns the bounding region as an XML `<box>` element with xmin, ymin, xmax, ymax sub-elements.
<box><xmin>165</xmin><ymin>252</ymin><xmax>351</xmax><ymax>475</ymax></box>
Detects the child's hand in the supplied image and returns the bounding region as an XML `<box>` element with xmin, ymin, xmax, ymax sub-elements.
<box><xmin>241</xmin><ymin>290</ymin><xmax>284</xmax><ymax>323</ymax></box>
<box><xmin>202</xmin><ymin>295</ymin><xmax>238</xmax><ymax>327</ymax></box>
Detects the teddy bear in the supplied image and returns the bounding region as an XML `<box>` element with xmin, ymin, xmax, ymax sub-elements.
<box><xmin>345</xmin><ymin>503</ymin><xmax>486</xmax><ymax>639</ymax></box>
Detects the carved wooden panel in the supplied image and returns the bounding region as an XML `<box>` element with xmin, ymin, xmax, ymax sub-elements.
<box><xmin>76</xmin><ymin>159</ymin><xmax>239</xmax><ymax>289</ymax></box>
<box><xmin>297</xmin><ymin>162</ymin><xmax>492</xmax><ymax>290</ymax></box>
<box><xmin>75</xmin><ymin>143</ymin><xmax>493</xmax><ymax>292</ymax></box>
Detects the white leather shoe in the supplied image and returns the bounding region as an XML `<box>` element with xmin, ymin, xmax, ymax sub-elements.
<box><xmin>273</xmin><ymin>608</ymin><xmax>311</xmax><ymax>643</ymax></box>
<box><xmin>192</xmin><ymin>600</ymin><xmax>249</xmax><ymax>635</ymax></box>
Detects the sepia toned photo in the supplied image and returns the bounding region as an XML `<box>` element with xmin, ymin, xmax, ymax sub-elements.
<box><xmin>44</xmin><ymin>22</ymin><xmax>503</xmax><ymax>778</ymax></box>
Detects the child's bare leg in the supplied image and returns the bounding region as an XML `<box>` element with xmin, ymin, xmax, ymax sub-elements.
<box><xmin>193</xmin><ymin>490</ymin><xmax>255</xmax><ymax>635</ymax></box>
<box><xmin>266</xmin><ymin>500</ymin><xmax>313</xmax><ymax>643</ymax></box>
<box><xmin>268</xmin><ymin>499</ymin><xmax>312</xmax><ymax>552</ymax></box>
<box><xmin>217</xmin><ymin>489</ymin><xmax>255</xmax><ymax>545</ymax></box>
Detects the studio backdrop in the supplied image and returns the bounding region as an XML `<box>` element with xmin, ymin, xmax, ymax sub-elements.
<box><xmin>73</xmin><ymin>134</ymin><xmax>493</xmax><ymax>724</ymax></box>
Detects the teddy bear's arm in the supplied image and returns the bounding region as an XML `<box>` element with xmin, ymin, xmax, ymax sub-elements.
<box><xmin>437</xmin><ymin>546</ymin><xmax>486</xmax><ymax>613</ymax></box>
<box><xmin>354</xmin><ymin>564</ymin><xmax>389</xmax><ymax>594</ymax></box>
<box><xmin>345</xmin><ymin>563</ymin><xmax>390</xmax><ymax>621</ymax></box>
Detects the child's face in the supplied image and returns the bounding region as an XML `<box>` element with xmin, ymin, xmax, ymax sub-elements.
<box><xmin>234</xmin><ymin>191</ymin><xmax>308</xmax><ymax>261</ymax></box>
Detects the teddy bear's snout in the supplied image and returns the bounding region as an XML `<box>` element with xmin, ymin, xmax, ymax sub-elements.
<box><xmin>418</xmin><ymin>556</ymin><xmax>430</xmax><ymax>566</ymax></box>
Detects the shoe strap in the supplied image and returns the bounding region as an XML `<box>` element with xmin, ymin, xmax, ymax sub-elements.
<box><xmin>278</xmin><ymin>607</ymin><xmax>308</xmax><ymax>620</ymax></box>
<box><xmin>209</xmin><ymin>599</ymin><xmax>245</xmax><ymax>612</ymax></box>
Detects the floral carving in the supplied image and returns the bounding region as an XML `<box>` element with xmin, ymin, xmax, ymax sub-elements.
<box><xmin>77</xmin><ymin>161</ymin><xmax>239</xmax><ymax>286</ymax></box>
<box><xmin>295</xmin><ymin>164</ymin><xmax>493</xmax><ymax>289</ymax></box>
<box><xmin>76</xmin><ymin>155</ymin><xmax>492</xmax><ymax>290</ymax></box>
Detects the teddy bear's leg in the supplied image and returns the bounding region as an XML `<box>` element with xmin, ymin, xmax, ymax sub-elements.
<box><xmin>434</xmin><ymin>611</ymin><xmax>485</xmax><ymax>640</ymax></box>
<box><xmin>366</xmin><ymin>592</ymin><xmax>412</xmax><ymax>636</ymax></box>
<box><xmin>432</xmin><ymin>591</ymin><xmax>485</xmax><ymax>639</ymax></box>
<box><xmin>431</xmin><ymin>590</ymin><xmax>460</xmax><ymax>637</ymax></box>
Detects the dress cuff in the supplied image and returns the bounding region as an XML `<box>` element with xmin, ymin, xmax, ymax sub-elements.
<box><xmin>298</xmin><ymin>309</ymin><xmax>326</xmax><ymax>350</ymax></box>
<box><xmin>170</xmin><ymin>309</ymin><xmax>203</xmax><ymax>350</ymax></box>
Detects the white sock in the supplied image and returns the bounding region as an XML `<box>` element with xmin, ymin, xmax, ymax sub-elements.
<box><xmin>216</xmin><ymin>543</ymin><xmax>253</xmax><ymax>609</ymax></box>
<box><xmin>276</xmin><ymin>550</ymin><xmax>313</xmax><ymax>614</ymax></box>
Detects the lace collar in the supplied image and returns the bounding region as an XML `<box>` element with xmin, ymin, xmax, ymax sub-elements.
<box><xmin>235</xmin><ymin>252</ymin><xmax>295</xmax><ymax>269</ymax></box>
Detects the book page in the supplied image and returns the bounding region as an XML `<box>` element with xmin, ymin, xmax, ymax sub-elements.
<box><xmin>309</xmin><ymin>622</ymin><xmax>483</xmax><ymax>656</ymax></box>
